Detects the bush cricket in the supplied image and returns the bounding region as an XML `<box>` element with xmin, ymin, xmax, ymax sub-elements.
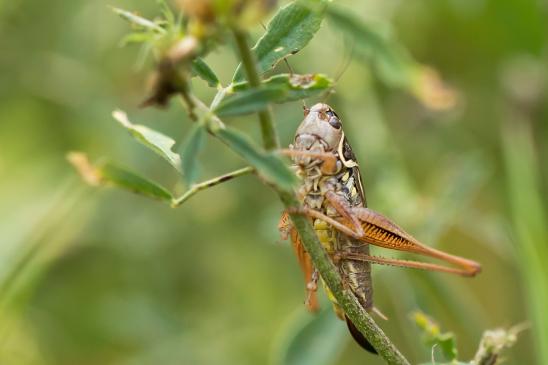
<box><xmin>279</xmin><ymin>103</ymin><xmax>481</xmax><ymax>353</ymax></box>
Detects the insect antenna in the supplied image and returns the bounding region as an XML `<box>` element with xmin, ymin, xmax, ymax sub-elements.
<box><xmin>321</xmin><ymin>36</ymin><xmax>355</xmax><ymax>104</ymax></box>
<box><xmin>283</xmin><ymin>57</ymin><xmax>308</xmax><ymax>110</ymax></box>
<box><xmin>281</xmin><ymin>54</ymin><xmax>307</xmax><ymax>110</ymax></box>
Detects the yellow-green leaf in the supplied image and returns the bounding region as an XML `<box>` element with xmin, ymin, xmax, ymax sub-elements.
<box><xmin>412</xmin><ymin>311</ymin><xmax>458</xmax><ymax>361</ymax></box>
<box><xmin>110</xmin><ymin>6</ymin><xmax>165</xmax><ymax>33</ymax></box>
<box><xmin>113</xmin><ymin>110</ymin><xmax>182</xmax><ymax>173</ymax></box>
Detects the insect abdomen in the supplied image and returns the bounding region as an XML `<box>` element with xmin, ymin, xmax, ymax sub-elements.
<box><xmin>337</xmin><ymin>234</ymin><xmax>374</xmax><ymax>311</ymax></box>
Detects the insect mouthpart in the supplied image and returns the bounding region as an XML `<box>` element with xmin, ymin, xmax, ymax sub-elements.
<box><xmin>291</xmin><ymin>134</ymin><xmax>329</xmax><ymax>168</ymax></box>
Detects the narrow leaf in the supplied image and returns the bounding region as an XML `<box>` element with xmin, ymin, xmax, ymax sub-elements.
<box><xmin>113</xmin><ymin>110</ymin><xmax>182</xmax><ymax>173</ymax></box>
<box><xmin>232</xmin><ymin>0</ymin><xmax>327</xmax><ymax>82</ymax></box>
<box><xmin>110</xmin><ymin>6</ymin><xmax>165</xmax><ymax>33</ymax></box>
<box><xmin>214</xmin><ymin>87</ymin><xmax>287</xmax><ymax>117</ymax></box>
<box><xmin>99</xmin><ymin>162</ymin><xmax>173</xmax><ymax>201</ymax></box>
<box><xmin>232</xmin><ymin>73</ymin><xmax>333</xmax><ymax>103</ymax></box>
<box><xmin>68</xmin><ymin>152</ymin><xmax>172</xmax><ymax>202</ymax></box>
<box><xmin>213</xmin><ymin>126</ymin><xmax>297</xmax><ymax>191</ymax></box>
<box><xmin>119</xmin><ymin>32</ymin><xmax>155</xmax><ymax>47</ymax></box>
<box><xmin>157</xmin><ymin>0</ymin><xmax>176</xmax><ymax>30</ymax></box>
<box><xmin>191</xmin><ymin>58</ymin><xmax>220</xmax><ymax>88</ymax></box>
<box><xmin>326</xmin><ymin>5</ymin><xmax>413</xmax><ymax>87</ymax></box>
<box><xmin>272</xmin><ymin>308</ymin><xmax>347</xmax><ymax>365</ymax></box>
<box><xmin>180</xmin><ymin>123</ymin><xmax>207</xmax><ymax>187</ymax></box>
<box><xmin>502</xmin><ymin>122</ymin><xmax>548</xmax><ymax>365</ymax></box>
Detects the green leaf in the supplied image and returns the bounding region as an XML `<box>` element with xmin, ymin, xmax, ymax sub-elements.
<box><xmin>214</xmin><ymin>87</ymin><xmax>287</xmax><ymax>117</ymax></box>
<box><xmin>216</xmin><ymin>74</ymin><xmax>332</xmax><ymax>117</ymax></box>
<box><xmin>412</xmin><ymin>311</ymin><xmax>458</xmax><ymax>361</ymax></box>
<box><xmin>119</xmin><ymin>32</ymin><xmax>155</xmax><ymax>47</ymax></box>
<box><xmin>232</xmin><ymin>73</ymin><xmax>333</xmax><ymax>102</ymax></box>
<box><xmin>180</xmin><ymin>123</ymin><xmax>207</xmax><ymax>187</ymax></box>
<box><xmin>213</xmin><ymin>126</ymin><xmax>297</xmax><ymax>191</ymax></box>
<box><xmin>113</xmin><ymin>110</ymin><xmax>182</xmax><ymax>173</ymax></box>
<box><xmin>272</xmin><ymin>307</ymin><xmax>347</xmax><ymax>365</ymax></box>
<box><xmin>157</xmin><ymin>0</ymin><xmax>176</xmax><ymax>30</ymax></box>
<box><xmin>502</xmin><ymin>122</ymin><xmax>548</xmax><ymax>364</ymax></box>
<box><xmin>437</xmin><ymin>333</ymin><xmax>458</xmax><ymax>362</ymax></box>
<box><xmin>67</xmin><ymin>152</ymin><xmax>172</xmax><ymax>202</ymax></box>
<box><xmin>326</xmin><ymin>4</ymin><xmax>414</xmax><ymax>87</ymax></box>
<box><xmin>110</xmin><ymin>6</ymin><xmax>165</xmax><ymax>33</ymax></box>
<box><xmin>98</xmin><ymin>162</ymin><xmax>173</xmax><ymax>201</ymax></box>
<box><xmin>191</xmin><ymin>58</ymin><xmax>220</xmax><ymax>88</ymax></box>
<box><xmin>232</xmin><ymin>0</ymin><xmax>327</xmax><ymax>82</ymax></box>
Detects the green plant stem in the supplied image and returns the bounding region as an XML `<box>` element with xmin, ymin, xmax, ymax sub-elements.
<box><xmin>231</xmin><ymin>28</ymin><xmax>279</xmax><ymax>151</ymax></box>
<box><xmin>180</xmin><ymin>82</ymin><xmax>198</xmax><ymax>121</ymax></box>
<box><xmin>232</xmin><ymin>27</ymin><xmax>410</xmax><ymax>365</ymax></box>
<box><xmin>280</xmin><ymin>193</ymin><xmax>410</xmax><ymax>365</ymax></box>
<box><xmin>171</xmin><ymin>166</ymin><xmax>254</xmax><ymax>207</ymax></box>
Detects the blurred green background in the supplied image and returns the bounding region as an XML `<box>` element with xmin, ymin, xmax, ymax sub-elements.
<box><xmin>0</xmin><ymin>0</ymin><xmax>547</xmax><ymax>364</ymax></box>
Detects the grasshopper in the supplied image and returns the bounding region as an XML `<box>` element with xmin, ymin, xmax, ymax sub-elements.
<box><xmin>279</xmin><ymin>103</ymin><xmax>481</xmax><ymax>353</ymax></box>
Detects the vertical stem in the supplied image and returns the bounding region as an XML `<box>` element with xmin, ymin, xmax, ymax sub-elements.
<box><xmin>180</xmin><ymin>82</ymin><xmax>198</xmax><ymax>121</ymax></box>
<box><xmin>232</xmin><ymin>27</ymin><xmax>410</xmax><ymax>365</ymax></box>
<box><xmin>280</xmin><ymin>193</ymin><xmax>410</xmax><ymax>365</ymax></box>
<box><xmin>231</xmin><ymin>28</ymin><xmax>279</xmax><ymax>151</ymax></box>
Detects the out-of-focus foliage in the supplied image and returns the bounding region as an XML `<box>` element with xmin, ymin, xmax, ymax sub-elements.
<box><xmin>412</xmin><ymin>311</ymin><xmax>458</xmax><ymax>362</ymax></box>
<box><xmin>470</xmin><ymin>325</ymin><xmax>525</xmax><ymax>365</ymax></box>
<box><xmin>0</xmin><ymin>0</ymin><xmax>546</xmax><ymax>364</ymax></box>
<box><xmin>502</xmin><ymin>122</ymin><xmax>548</xmax><ymax>364</ymax></box>
<box><xmin>271</xmin><ymin>306</ymin><xmax>347</xmax><ymax>365</ymax></box>
<box><xmin>412</xmin><ymin>312</ymin><xmax>522</xmax><ymax>365</ymax></box>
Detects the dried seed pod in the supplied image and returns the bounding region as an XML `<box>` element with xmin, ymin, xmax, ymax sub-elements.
<box><xmin>140</xmin><ymin>60</ymin><xmax>187</xmax><ymax>108</ymax></box>
<box><xmin>140</xmin><ymin>36</ymin><xmax>199</xmax><ymax>108</ymax></box>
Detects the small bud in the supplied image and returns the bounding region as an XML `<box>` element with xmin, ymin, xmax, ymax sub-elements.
<box><xmin>140</xmin><ymin>35</ymin><xmax>199</xmax><ymax>108</ymax></box>
<box><xmin>167</xmin><ymin>36</ymin><xmax>199</xmax><ymax>64</ymax></box>
<box><xmin>176</xmin><ymin>0</ymin><xmax>277</xmax><ymax>29</ymax></box>
<box><xmin>140</xmin><ymin>63</ymin><xmax>180</xmax><ymax>108</ymax></box>
<box><xmin>176</xmin><ymin>0</ymin><xmax>216</xmax><ymax>23</ymax></box>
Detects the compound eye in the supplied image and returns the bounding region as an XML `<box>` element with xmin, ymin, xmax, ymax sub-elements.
<box><xmin>326</xmin><ymin>109</ymin><xmax>339</xmax><ymax>118</ymax></box>
<box><xmin>328</xmin><ymin>116</ymin><xmax>341</xmax><ymax>129</ymax></box>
